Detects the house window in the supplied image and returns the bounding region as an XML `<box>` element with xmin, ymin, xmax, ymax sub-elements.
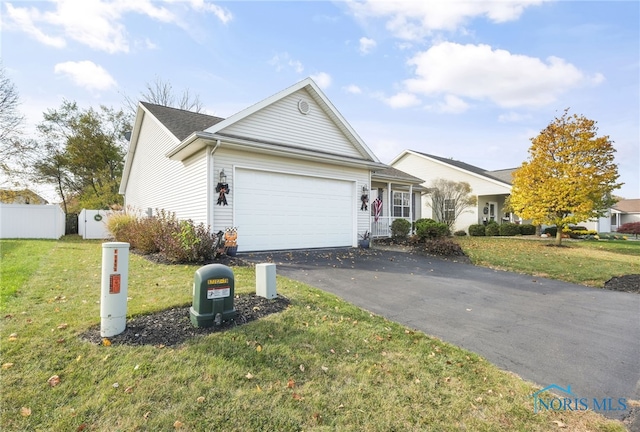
<box><xmin>393</xmin><ymin>191</ymin><xmax>410</xmax><ymax>218</ymax></box>
<box><xmin>444</xmin><ymin>199</ymin><xmax>455</xmax><ymax>223</ymax></box>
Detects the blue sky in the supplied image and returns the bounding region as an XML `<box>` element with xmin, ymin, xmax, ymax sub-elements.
<box><xmin>2</xmin><ymin>0</ymin><xmax>638</xmax><ymax>199</ymax></box>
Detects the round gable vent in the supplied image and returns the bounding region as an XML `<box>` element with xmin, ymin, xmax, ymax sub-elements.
<box><xmin>298</xmin><ymin>99</ymin><xmax>310</xmax><ymax>115</ymax></box>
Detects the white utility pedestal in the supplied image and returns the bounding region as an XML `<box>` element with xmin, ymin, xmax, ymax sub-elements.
<box><xmin>256</xmin><ymin>263</ymin><xmax>277</xmax><ymax>299</ymax></box>
<box><xmin>100</xmin><ymin>242</ymin><xmax>130</xmax><ymax>337</ymax></box>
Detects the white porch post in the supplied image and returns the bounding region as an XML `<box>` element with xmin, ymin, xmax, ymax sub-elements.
<box><xmin>409</xmin><ymin>184</ymin><xmax>413</xmax><ymax>223</ymax></box>
<box><xmin>387</xmin><ymin>182</ymin><xmax>392</xmax><ymax>219</ymax></box>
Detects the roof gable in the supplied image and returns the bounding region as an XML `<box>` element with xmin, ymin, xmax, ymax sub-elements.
<box><xmin>200</xmin><ymin>77</ymin><xmax>379</xmax><ymax>162</ymax></box>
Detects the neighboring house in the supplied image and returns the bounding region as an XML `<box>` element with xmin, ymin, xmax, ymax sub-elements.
<box><xmin>0</xmin><ymin>189</ymin><xmax>49</xmax><ymax>205</ymax></box>
<box><xmin>120</xmin><ymin>78</ymin><xmax>422</xmax><ymax>252</ymax></box>
<box><xmin>390</xmin><ymin>150</ymin><xmax>517</xmax><ymax>231</ymax></box>
<box><xmin>587</xmin><ymin>199</ymin><xmax>640</xmax><ymax>233</ymax></box>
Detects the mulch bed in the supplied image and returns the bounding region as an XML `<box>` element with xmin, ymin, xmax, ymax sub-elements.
<box><xmin>79</xmin><ymin>294</ymin><xmax>290</xmax><ymax>347</ymax></box>
<box><xmin>603</xmin><ymin>274</ymin><xmax>640</xmax><ymax>294</ymax></box>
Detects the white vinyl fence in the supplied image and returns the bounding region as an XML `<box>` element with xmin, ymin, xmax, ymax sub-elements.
<box><xmin>0</xmin><ymin>204</ymin><xmax>66</xmax><ymax>239</ymax></box>
<box><xmin>78</xmin><ymin>209</ymin><xmax>117</xmax><ymax>240</ymax></box>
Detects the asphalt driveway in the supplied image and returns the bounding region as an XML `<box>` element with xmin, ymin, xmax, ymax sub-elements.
<box><xmin>242</xmin><ymin>247</ymin><xmax>640</xmax><ymax>420</ymax></box>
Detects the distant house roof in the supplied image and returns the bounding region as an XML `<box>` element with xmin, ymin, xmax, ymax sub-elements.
<box><xmin>412</xmin><ymin>151</ymin><xmax>514</xmax><ymax>185</ymax></box>
<box><xmin>613</xmin><ymin>199</ymin><xmax>640</xmax><ymax>214</ymax></box>
<box><xmin>140</xmin><ymin>102</ymin><xmax>225</xmax><ymax>141</ymax></box>
<box><xmin>0</xmin><ymin>188</ymin><xmax>48</xmax><ymax>204</ymax></box>
<box><xmin>485</xmin><ymin>168</ymin><xmax>517</xmax><ymax>185</ymax></box>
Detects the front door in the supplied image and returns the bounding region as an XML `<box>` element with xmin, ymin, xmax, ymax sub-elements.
<box><xmin>488</xmin><ymin>202</ymin><xmax>498</xmax><ymax>222</ymax></box>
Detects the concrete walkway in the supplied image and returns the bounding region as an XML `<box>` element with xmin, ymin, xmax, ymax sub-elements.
<box><xmin>242</xmin><ymin>247</ymin><xmax>640</xmax><ymax>420</ymax></box>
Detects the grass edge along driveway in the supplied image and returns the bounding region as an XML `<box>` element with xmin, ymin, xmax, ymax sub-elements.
<box><xmin>456</xmin><ymin>236</ymin><xmax>640</xmax><ymax>287</ymax></box>
<box><xmin>0</xmin><ymin>238</ymin><xmax>629</xmax><ymax>431</ymax></box>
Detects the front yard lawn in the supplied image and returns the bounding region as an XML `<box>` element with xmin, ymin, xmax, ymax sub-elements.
<box><xmin>0</xmin><ymin>239</ymin><xmax>628</xmax><ymax>431</ymax></box>
<box><xmin>456</xmin><ymin>236</ymin><xmax>640</xmax><ymax>287</ymax></box>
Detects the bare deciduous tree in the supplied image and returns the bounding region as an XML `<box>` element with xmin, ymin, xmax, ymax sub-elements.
<box><xmin>123</xmin><ymin>76</ymin><xmax>204</xmax><ymax>113</ymax></box>
<box><xmin>427</xmin><ymin>178</ymin><xmax>477</xmax><ymax>229</ymax></box>
<box><xmin>0</xmin><ymin>62</ymin><xmax>32</xmax><ymax>181</ymax></box>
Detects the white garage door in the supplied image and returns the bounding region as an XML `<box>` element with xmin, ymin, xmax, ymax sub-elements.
<box><xmin>235</xmin><ymin>169</ymin><xmax>354</xmax><ymax>251</ymax></box>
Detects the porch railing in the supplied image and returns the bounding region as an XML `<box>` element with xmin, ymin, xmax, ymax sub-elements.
<box><xmin>371</xmin><ymin>216</ymin><xmax>411</xmax><ymax>238</ymax></box>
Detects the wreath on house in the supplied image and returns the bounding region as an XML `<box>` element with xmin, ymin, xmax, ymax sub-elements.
<box><xmin>361</xmin><ymin>193</ymin><xmax>369</xmax><ymax>211</ymax></box>
<box><xmin>216</xmin><ymin>182</ymin><xmax>230</xmax><ymax>206</ymax></box>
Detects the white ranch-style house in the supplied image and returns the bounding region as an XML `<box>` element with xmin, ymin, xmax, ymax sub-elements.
<box><xmin>390</xmin><ymin>150</ymin><xmax>519</xmax><ymax>231</ymax></box>
<box><xmin>119</xmin><ymin>78</ymin><xmax>423</xmax><ymax>252</ymax></box>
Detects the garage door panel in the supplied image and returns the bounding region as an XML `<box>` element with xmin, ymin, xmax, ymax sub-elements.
<box><xmin>235</xmin><ymin>169</ymin><xmax>354</xmax><ymax>251</ymax></box>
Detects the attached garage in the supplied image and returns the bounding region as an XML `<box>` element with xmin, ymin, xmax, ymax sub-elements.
<box><xmin>234</xmin><ymin>168</ymin><xmax>354</xmax><ymax>251</ymax></box>
<box><xmin>121</xmin><ymin>78</ymin><xmax>390</xmax><ymax>252</ymax></box>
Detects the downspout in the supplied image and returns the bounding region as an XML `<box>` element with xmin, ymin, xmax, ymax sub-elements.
<box><xmin>208</xmin><ymin>140</ymin><xmax>221</xmax><ymax>229</ymax></box>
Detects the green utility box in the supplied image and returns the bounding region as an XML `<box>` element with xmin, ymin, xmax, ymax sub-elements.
<box><xmin>190</xmin><ymin>264</ymin><xmax>236</xmax><ymax>327</ymax></box>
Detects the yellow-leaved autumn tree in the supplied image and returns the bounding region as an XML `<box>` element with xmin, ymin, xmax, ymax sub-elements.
<box><xmin>509</xmin><ymin>109</ymin><xmax>622</xmax><ymax>246</ymax></box>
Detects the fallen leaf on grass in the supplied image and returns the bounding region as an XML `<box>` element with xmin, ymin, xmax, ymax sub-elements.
<box><xmin>552</xmin><ymin>420</ymin><xmax>567</xmax><ymax>428</ymax></box>
<box><xmin>57</xmin><ymin>323</ymin><xmax>68</xmax><ymax>329</ymax></box>
<box><xmin>299</xmin><ymin>364</ymin><xmax>305</xmax><ymax>372</ymax></box>
<box><xmin>143</xmin><ymin>411</ymin><xmax>151</xmax><ymax>420</ymax></box>
<box><xmin>2</xmin><ymin>363</ymin><xmax>14</xmax><ymax>370</ymax></box>
<box><xmin>77</xmin><ymin>424</ymin><xmax>87</xmax><ymax>431</ymax></box>
<box><xmin>292</xmin><ymin>393</ymin><xmax>304</xmax><ymax>400</ymax></box>
<box><xmin>8</xmin><ymin>333</ymin><xmax>17</xmax><ymax>341</ymax></box>
<box><xmin>173</xmin><ymin>420</ymin><xmax>183</xmax><ymax>428</ymax></box>
<box><xmin>256</xmin><ymin>344</ymin><xmax>262</xmax><ymax>352</ymax></box>
<box><xmin>196</xmin><ymin>396</ymin><xmax>205</xmax><ymax>403</ymax></box>
<box><xmin>245</xmin><ymin>372</ymin><xmax>254</xmax><ymax>379</ymax></box>
<box><xmin>20</xmin><ymin>407</ymin><xmax>31</xmax><ymax>417</ymax></box>
<box><xmin>124</xmin><ymin>386</ymin><xmax>134</xmax><ymax>394</ymax></box>
<box><xmin>321</xmin><ymin>366</ymin><xmax>329</xmax><ymax>372</ymax></box>
<box><xmin>102</xmin><ymin>338</ymin><xmax>111</xmax><ymax>347</ymax></box>
<box><xmin>47</xmin><ymin>375</ymin><xmax>61</xmax><ymax>387</ymax></box>
<box><xmin>287</xmin><ymin>379</ymin><xmax>295</xmax><ymax>389</ymax></box>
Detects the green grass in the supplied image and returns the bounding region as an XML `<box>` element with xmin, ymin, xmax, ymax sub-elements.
<box><xmin>0</xmin><ymin>239</ymin><xmax>627</xmax><ymax>431</ymax></box>
<box><xmin>456</xmin><ymin>236</ymin><xmax>640</xmax><ymax>287</ymax></box>
<box><xmin>0</xmin><ymin>240</ymin><xmax>58</xmax><ymax>308</ymax></box>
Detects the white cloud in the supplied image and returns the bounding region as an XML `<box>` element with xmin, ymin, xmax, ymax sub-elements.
<box><xmin>5</xmin><ymin>3</ymin><xmax>66</xmax><ymax>48</ymax></box>
<box><xmin>382</xmin><ymin>92</ymin><xmax>421</xmax><ymax>109</ymax></box>
<box><xmin>404</xmin><ymin>42</ymin><xmax>603</xmax><ymax>108</ymax></box>
<box><xmin>437</xmin><ymin>94</ymin><xmax>469</xmax><ymax>114</ymax></box>
<box><xmin>311</xmin><ymin>72</ymin><xmax>332</xmax><ymax>89</ymax></box>
<box><xmin>177</xmin><ymin>0</ymin><xmax>233</xmax><ymax>24</ymax></box>
<box><xmin>344</xmin><ymin>84</ymin><xmax>362</xmax><ymax>94</ymax></box>
<box><xmin>269</xmin><ymin>53</ymin><xmax>304</xmax><ymax>73</ymax></box>
<box><xmin>347</xmin><ymin>0</ymin><xmax>549</xmax><ymax>40</ymax></box>
<box><xmin>359</xmin><ymin>37</ymin><xmax>377</xmax><ymax>54</ymax></box>
<box><xmin>3</xmin><ymin>0</ymin><xmax>232</xmax><ymax>53</ymax></box>
<box><xmin>54</xmin><ymin>61</ymin><xmax>117</xmax><ymax>91</ymax></box>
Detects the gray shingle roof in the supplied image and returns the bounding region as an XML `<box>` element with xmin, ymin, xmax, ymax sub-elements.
<box><xmin>141</xmin><ymin>102</ymin><xmax>225</xmax><ymax>141</ymax></box>
<box><xmin>372</xmin><ymin>166</ymin><xmax>424</xmax><ymax>183</ymax></box>
<box><xmin>413</xmin><ymin>151</ymin><xmax>513</xmax><ymax>185</ymax></box>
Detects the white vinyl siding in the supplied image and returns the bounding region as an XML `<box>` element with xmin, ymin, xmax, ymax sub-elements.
<box><xmin>124</xmin><ymin>114</ymin><xmax>208</xmax><ymax>224</ymax></box>
<box><xmin>220</xmin><ymin>89</ymin><xmax>364</xmax><ymax>159</ymax></box>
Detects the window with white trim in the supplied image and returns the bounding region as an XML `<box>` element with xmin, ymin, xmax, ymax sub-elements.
<box><xmin>444</xmin><ymin>199</ymin><xmax>455</xmax><ymax>222</ymax></box>
<box><xmin>393</xmin><ymin>191</ymin><xmax>410</xmax><ymax>218</ymax></box>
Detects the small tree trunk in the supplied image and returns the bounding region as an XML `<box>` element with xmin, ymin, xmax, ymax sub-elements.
<box><xmin>555</xmin><ymin>227</ymin><xmax>563</xmax><ymax>246</ymax></box>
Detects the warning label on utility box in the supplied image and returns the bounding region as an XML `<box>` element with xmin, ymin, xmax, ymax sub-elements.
<box><xmin>207</xmin><ymin>287</ymin><xmax>230</xmax><ymax>299</ymax></box>
<box><xmin>109</xmin><ymin>274</ymin><xmax>121</xmax><ymax>294</ymax></box>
